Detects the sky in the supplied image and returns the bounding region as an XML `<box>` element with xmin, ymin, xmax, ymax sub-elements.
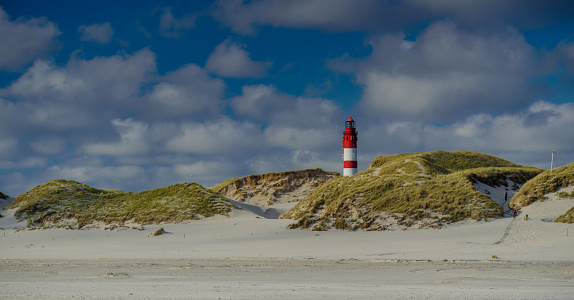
<box><xmin>1</xmin><ymin>0</ymin><xmax>574</xmax><ymax>196</ymax></box>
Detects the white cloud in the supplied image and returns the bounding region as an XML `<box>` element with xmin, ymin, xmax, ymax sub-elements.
<box><xmin>0</xmin><ymin>7</ymin><xmax>61</xmax><ymax>71</ymax></box>
<box><xmin>6</xmin><ymin>49</ymin><xmax>156</xmax><ymax>128</ymax></box>
<box><xmin>29</xmin><ymin>137</ymin><xmax>66</xmax><ymax>155</ymax></box>
<box><xmin>205</xmin><ymin>39</ymin><xmax>271</xmax><ymax>78</ymax></box>
<box><xmin>264</xmin><ymin>127</ymin><xmax>337</xmax><ymax>150</ymax></box>
<box><xmin>211</xmin><ymin>0</ymin><xmax>393</xmax><ymax>35</ymax></box>
<box><xmin>173</xmin><ymin>160</ymin><xmax>241</xmax><ymax>182</ymax></box>
<box><xmin>359</xmin><ymin>100</ymin><xmax>574</xmax><ymax>169</ymax></box>
<box><xmin>78</xmin><ymin>22</ymin><xmax>114</xmax><ymax>43</ymax></box>
<box><xmin>166</xmin><ymin>117</ymin><xmax>263</xmax><ymax>156</ymax></box>
<box><xmin>230</xmin><ymin>84</ymin><xmax>290</xmax><ymax>119</ymax></box>
<box><xmin>246</xmin><ymin>151</ymin><xmax>341</xmax><ymax>176</ymax></box>
<box><xmin>212</xmin><ymin>0</ymin><xmax>574</xmax><ymax>35</ymax></box>
<box><xmin>0</xmin><ymin>138</ymin><xmax>17</xmax><ymax>158</ymax></box>
<box><xmin>158</xmin><ymin>7</ymin><xmax>195</xmax><ymax>38</ymax></box>
<box><xmin>84</xmin><ymin>118</ymin><xmax>150</xmax><ymax>156</ymax></box>
<box><xmin>555</xmin><ymin>40</ymin><xmax>574</xmax><ymax>73</ymax></box>
<box><xmin>342</xmin><ymin>21</ymin><xmax>541</xmax><ymax>122</ymax></box>
<box><xmin>231</xmin><ymin>84</ymin><xmax>341</xmax><ymax>127</ymax></box>
<box><xmin>46</xmin><ymin>165</ymin><xmax>146</xmax><ymax>186</ymax></box>
<box><xmin>142</xmin><ymin>64</ymin><xmax>225</xmax><ymax>118</ymax></box>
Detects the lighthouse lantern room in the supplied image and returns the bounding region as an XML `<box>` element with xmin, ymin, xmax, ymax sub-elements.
<box><xmin>342</xmin><ymin>116</ymin><xmax>358</xmax><ymax>176</ymax></box>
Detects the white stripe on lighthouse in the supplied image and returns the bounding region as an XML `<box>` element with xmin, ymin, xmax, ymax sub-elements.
<box><xmin>343</xmin><ymin>148</ymin><xmax>357</xmax><ymax>176</ymax></box>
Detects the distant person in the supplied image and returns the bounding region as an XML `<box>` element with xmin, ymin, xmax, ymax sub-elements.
<box><xmin>505</xmin><ymin>191</ymin><xmax>508</xmax><ymax>201</ymax></box>
<box><xmin>513</xmin><ymin>210</ymin><xmax>516</xmax><ymax>218</ymax></box>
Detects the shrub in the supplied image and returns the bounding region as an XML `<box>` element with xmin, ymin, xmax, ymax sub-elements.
<box><xmin>153</xmin><ymin>227</ymin><xmax>165</xmax><ymax>236</ymax></box>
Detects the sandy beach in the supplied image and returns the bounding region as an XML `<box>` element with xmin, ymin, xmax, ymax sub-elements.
<box><xmin>1</xmin><ymin>189</ymin><xmax>574</xmax><ymax>299</ymax></box>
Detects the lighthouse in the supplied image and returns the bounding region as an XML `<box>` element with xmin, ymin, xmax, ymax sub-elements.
<box><xmin>342</xmin><ymin>116</ymin><xmax>358</xmax><ymax>176</ymax></box>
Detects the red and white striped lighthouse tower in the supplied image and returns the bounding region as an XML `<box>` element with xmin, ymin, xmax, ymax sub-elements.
<box><xmin>342</xmin><ymin>116</ymin><xmax>358</xmax><ymax>176</ymax></box>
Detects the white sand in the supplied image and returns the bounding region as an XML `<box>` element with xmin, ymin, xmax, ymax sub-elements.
<box><xmin>1</xmin><ymin>188</ymin><xmax>574</xmax><ymax>299</ymax></box>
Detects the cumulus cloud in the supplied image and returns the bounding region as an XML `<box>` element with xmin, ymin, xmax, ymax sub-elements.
<box><xmin>554</xmin><ymin>40</ymin><xmax>574</xmax><ymax>74</ymax></box>
<box><xmin>29</xmin><ymin>136</ymin><xmax>66</xmax><ymax>155</ymax></box>
<box><xmin>359</xmin><ymin>100</ymin><xmax>574</xmax><ymax>169</ymax></box>
<box><xmin>6</xmin><ymin>49</ymin><xmax>156</xmax><ymax>128</ymax></box>
<box><xmin>78</xmin><ymin>22</ymin><xmax>114</xmax><ymax>43</ymax></box>
<box><xmin>230</xmin><ymin>84</ymin><xmax>291</xmax><ymax>119</ymax></box>
<box><xmin>45</xmin><ymin>164</ymin><xmax>147</xmax><ymax>189</ymax></box>
<box><xmin>211</xmin><ymin>0</ymin><xmax>402</xmax><ymax>35</ymax></box>
<box><xmin>230</xmin><ymin>84</ymin><xmax>340</xmax><ymax>126</ymax></box>
<box><xmin>0</xmin><ymin>138</ymin><xmax>17</xmax><ymax>158</ymax></box>
<box><xmin>205</xmin><ymin>39</ymin><xmax>271</xmax><ymax>78</ymax></box>
<box><xmin>173</xmin><ymin>160</ymin><xmax>242</xmax><ymax>185</ymax></box>
<box><xmin>84</xmin><ymin>118</ymin><xmax>150</xmax><ymax>156</ymax></box>
<box><xmin>332</xmin><ymin>21</ymin><xmax>542</xmax><ymax>122</ymax></box>
<box><xmin>246</xmin><ymin>150</ymin><xmax>341</xmax><ymax>178</ymax></box>
<box><xmin>0</xmin><ymin>7</ymin><xmax>61</xmax><ymax>71</ymax></box>
<box><xmin>230</xmin><ymin>84</ymin><xmax>342</xmax><ymax>151</ymax></box>
<box><xmin>141</xmin><ymin>64</ymin><xmax>225</xmax><ymax>119</ymax></box>
<box><xmin>264</xmin><ymin>127</ymin><xmax>336</xmax><ymax>150</ymax></box>
<box><xmin>166</xmin><ymin>117</ymin><xmax>264</xmax><ymax>157</ymax></box>
<box><xmin>19</xmin><ymin>157</ymin><xmax>47</xmax><ymax>168</ymax></box>
<box><xmin>212</xmin><ymin>0</ymin><xmax>574</xmax><ymax>34</ymax></box>
<box><xmin>158</xmin><ymin>7</ymin><xmax>195</xmax><ymax>37</ymax></box>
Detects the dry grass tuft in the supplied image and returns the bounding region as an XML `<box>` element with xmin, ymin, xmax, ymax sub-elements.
<box><xmin>153</xmin><ymin>227</ymin><xmax>165</xmax><ymax>236</ymax></box>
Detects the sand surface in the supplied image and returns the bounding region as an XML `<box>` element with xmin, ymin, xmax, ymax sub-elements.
<box><xmin>1</xmin><ymin>188</ymin><xmax>574</xmax><ymax>299</ymax></box>
<box><xmin>2</xmin><ymin>258</ymin><xmax>573</xmax><ymax>299</ymax></box>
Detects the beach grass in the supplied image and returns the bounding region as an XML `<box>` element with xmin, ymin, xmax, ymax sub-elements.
<box><xmin>7</xmin><ymin>180</ymin><xmax>238</xmax><ymax>229</ymax></box>
<box><xmin>208</xmin><ymin>168</ymin><xmax>339</xmax><ymax>193</ymax></box>
<box><xmin>509</xmin><ymin>162</ymin><xmax>574</xmax><ymax>210</ymax></box>
<box><xmin>284</xmin><ymin>150</ymin><xmax>542</xmax><ymax>230</ymax></box>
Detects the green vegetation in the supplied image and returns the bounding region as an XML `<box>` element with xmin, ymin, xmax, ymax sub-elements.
<box><xmin>557</xmin><ymin>190</ymin><xmax>574</xmax><ymax>199</ymax></box>
<box><xmin>209</xmin><ymin>168</ymin><xmax>339</xmax><ymax>193</ymax></box>
<box><xmin>284</xmin><ymin>151</ymin><xmax>542</xmax><ymax>231</ymax></box>
<box><xmin>509</xmin><ymin>162</ymin><xmax>574</xmax><ymax>210</ymax></box>
<box><xmin>8</xmin><ymin>179</ymin><xmax>237</xmax><ymax>229</ymax></box>
<box><xmin>556</xmin><ymin>206</ymin><xmax>574</xmax><ymax>223</ymax></box>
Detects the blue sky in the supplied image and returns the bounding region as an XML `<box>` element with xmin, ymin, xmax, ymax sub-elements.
<box><xmin>1</xmin><ymin>0</ymin><xmax>574</xmax><ymax>196</ymax></box>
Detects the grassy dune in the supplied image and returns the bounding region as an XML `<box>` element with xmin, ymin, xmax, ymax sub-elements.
<box><xmin>209</xmin><ymin>168</ymin><xmax>339</xmax><ymax>206</ymax></box>
<box><xmin>8</xmin><ymin>180</ymin><xmax>237</xmax><ymax>229</ymax></box>
<box><xmin>284</xmin><ymin>151</ymin><xmax>542</xmax><ymax>231</ymax></box>
<box><xmin>510</xmin><ymin>162</ymin><xmax>574</xmax><ymax>211</ymax></box>
<box><xmin>209</xmin><ymin>168</ymin><xmax>339</xmax><ymax>194</ymax></box>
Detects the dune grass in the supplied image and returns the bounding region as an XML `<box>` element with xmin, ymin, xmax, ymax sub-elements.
<box><xmin>8</xmin><ymin>180</ymin><xmax>237</xmax><ymax>229</ymax></box>
<box><xmin>285</xmin><ymin>150</ymin><xmax>542</xmax><ymax>230</ymax></box>
<box><xmin>556</xmin><ymin>206</ymin><xmax>574</xmax><ymax>223</ymax></box>
<box><xmin>209</xmin><ymin>168</ymin><xmax>339</xmax><ymax>193</ymax></box>
<box><xmin>509</xmin><ymin>162</ymin><xmax>574</xmax><ymax>210</ymax></box>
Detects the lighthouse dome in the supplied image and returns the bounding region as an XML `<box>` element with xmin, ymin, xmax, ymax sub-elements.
<box><xmin>345</xmin><ymin>116</ymin><xmax>355</xmax><ymax>129</ymax></box>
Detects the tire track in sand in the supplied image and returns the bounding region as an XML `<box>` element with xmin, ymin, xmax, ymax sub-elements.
<box><xmin>494</xmin><ymin>217</ymin><xmax>516</xmax><ymax>244</ymax></box>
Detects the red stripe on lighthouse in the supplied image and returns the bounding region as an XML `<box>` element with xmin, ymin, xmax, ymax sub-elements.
<box><xmin>342</xmin><ymin>116</ymin><xmax>358</xmax><ymax>176</ymax></box>
<box><xmin>344</xmin><ymin>161</ymin><xmax>357</xmax><ymax>168</ymax></box>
